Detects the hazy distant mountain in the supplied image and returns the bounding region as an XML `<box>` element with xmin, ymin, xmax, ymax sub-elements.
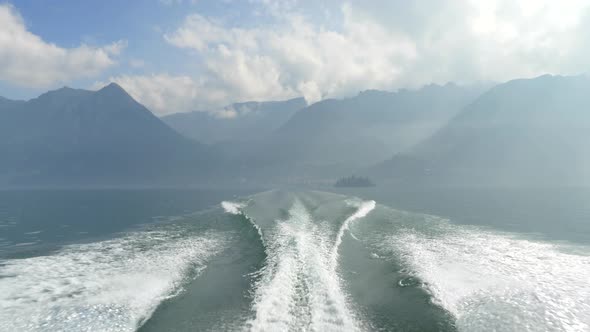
<box><xmin>372</xmin><ymin>75</ymin><xmax>590</xmax><ymax>186</ymax></box>
<box><xmin>239</xmin><ymin>84</ymin><xmax>487</xmax><ymax>178</ymax></box>
<box><xmin>0</xmin><ymin>96</ymin><xmax>25</xmax><ymax>111</ymax></box>
<box><xmin>11</xmin><ymin>75</ymin><xmax>586</xmax><ymax>188</ymax></box>
<box><xmin>162</xmin><ymin>98</ymin><xmax>307</xmax><ymax>144</ymax></box>
<box><xmin>0</xmin><ymin>83</ymin><xmax>218</xmax><ymax>186</ymax></box>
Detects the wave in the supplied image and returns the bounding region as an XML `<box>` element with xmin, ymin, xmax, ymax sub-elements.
<box><xmin>381</xmin><ymin>221</ymin><xmax>590</xmax><ymax>331</ymax></box>
<box><xmin>221</xmin><ymin>201</ymin><xmax>245</xmax><ymax>215</ymax></box>
<box><xmin>240</xmin><ymin>197</ymin><xmax>375</xmax><ymax>332</ymax></box>
<box><xmin>221</xmin><ymin>200</ymin><xmax>265</xmax><ymax>249</ymax></box>
<box><xmin>4</xmin><ymin>189</ymin><xmax>588</xmax><ymax>331</ymax></box>
<box><xmin>0</xmin><ymin>226</ymin><xmax>226</xmax><ymax>332</ymax></box>
<box><xmin>331</xmin><ymin>200</ymin><xmax>376</xmax><ymax>268</ymax></box>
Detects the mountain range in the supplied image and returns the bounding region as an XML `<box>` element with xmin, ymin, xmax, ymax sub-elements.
<box><xmin>372</xmin><ymin>75</ymin><xmax>590</xmax><ymax>187</ymax></box>
<box><xmin>0</xmin><ymin>83</ymin><xmax>218</xmax><ymax>186</ymax></box>
<box><xmin>162</xmin><ymin>98</ymin><xmax>307</xmax><ymax>144</ymax></box>
<box><xmin>1</xmin><ymin>74</ymin><xmax>588</xmax><ymax>187</ymax></box>
<box><xmin>235</xmin><ymin>84</ymin><xmax>486</xmax><ymax>180</ymax></box>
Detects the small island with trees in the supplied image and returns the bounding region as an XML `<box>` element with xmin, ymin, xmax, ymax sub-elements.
<box><xmin>334</xmin><ymin>175</ymin><xmax>375</xmax><ymax>187</ymax></box>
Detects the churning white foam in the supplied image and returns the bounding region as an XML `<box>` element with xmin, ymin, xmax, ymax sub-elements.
<box><xmin>221</xmin><ymin>201</ymin><xmax>245</xmax><ymax>215</ymax></box>
<box><xmin>385</xmin><ymin>222</ymin><xmax>590</xmax><ymax>332</ymax></box>
<box><xmin>247</xmin><ymin>199</ymin><xmax>374</xmax><ymax>332</ymax></box>
<box><xmin>0</xmin><ymin>228</ymin><xmax>226</xmax><ymax>332</ymax></box>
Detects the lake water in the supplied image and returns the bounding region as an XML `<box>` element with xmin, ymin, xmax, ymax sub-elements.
<box><xmin>1</xmin><ymin>187</ymin><xmax>589</xmax><ymax>331</ymax></box>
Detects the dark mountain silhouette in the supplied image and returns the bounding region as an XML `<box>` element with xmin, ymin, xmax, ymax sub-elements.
<box><xmin>0</xmin><ymin>83</ymin><xmax>218</xmax><ymax>186</ymax></box>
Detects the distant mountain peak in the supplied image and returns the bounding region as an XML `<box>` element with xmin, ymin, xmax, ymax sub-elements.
<box><xmin>46</xmin><ymin>86</ymin><xmax>80</xmax><ymax>94</ymax></box>
<box><xmin>162</xmin><ymin>97</ymin><xmax>308</xmax><ymax>144</ymax></box>
<box><xmin>95</xmin><ymin>82</ymin><xmax>136</xmax><ymax>102</ymax></box>
<box><xmin>102</xmin><ymin>82</ymin><xmax>124</xmax><ymax>90</ymax></box>
<box><xmin>33</xmin><ymin>86</ymin><xmax>92</xmax><ymax>104</ymax></box>
<box><xmin>97</xmin><ymin>82</ymin><xmax>128</xmax><ymax>95</ymax></box>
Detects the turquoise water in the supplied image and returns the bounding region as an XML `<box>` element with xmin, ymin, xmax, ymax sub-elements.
<box><xmin>1</xmin><ymin>189</ymin><xmax>589</xmax><ymax>331</ymax></box>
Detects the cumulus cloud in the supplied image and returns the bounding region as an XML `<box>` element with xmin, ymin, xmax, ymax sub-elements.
<box><xmin>164</xmin><ymin>6</ymin><xmax>416</xmax><ymax>105</ymax></box>
<box><xmin>102</xmin><ymin>0</ymin><xmax>590</xmax><ymax>114</ymax></box>
<box><xmin>0</xmin><ymin>4</ymin><xmax>124</xmax><ymax>87</ymax></box>
<box><xmin>94</xmin><ymin>73</ymin><xmax>230</xmax><ymax>115</ymax></box>
<box><xmin>348</xmin><ymin>0</ymin><xmax>590</xmax><ymax>85</ymax></box>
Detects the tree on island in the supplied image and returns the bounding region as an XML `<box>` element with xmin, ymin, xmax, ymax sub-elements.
<box><xmin>334</xmin><ymin>175</ymin><xmax>375</xmax><ymax>187</ymax></box>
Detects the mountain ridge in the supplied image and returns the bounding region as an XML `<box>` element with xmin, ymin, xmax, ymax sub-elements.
<box><xmin>371</xmin><ymin>74</ymin><xmax>590</xmax><ymax>187</ymax></box>
<box><xmin>162</xmin><ymin>97</ymin><xmax>307</xmax><ymax>144</ymax></box>
<box><xmin>0</xmin><ymin>84</ymin><xmax>219</xmax><ymax>186</ymax></box>
<box><xmin>235</xmin><ymin>83</ymin><xmax>489</xmax><ymax>179</ymax></box>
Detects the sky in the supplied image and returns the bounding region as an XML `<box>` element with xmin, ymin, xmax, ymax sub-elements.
<box><xmin>1</xmin><ymin>0</ymin><xmax>590</xmax><ymax>115</ymax></box>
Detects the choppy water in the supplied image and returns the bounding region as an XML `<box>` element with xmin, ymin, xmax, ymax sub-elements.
<box><xmin>1</xmin><ymin>189</ymin><xmax>589</xmax><ymax>331</ymax></box>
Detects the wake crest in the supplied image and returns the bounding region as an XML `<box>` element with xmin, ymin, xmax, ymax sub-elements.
<box><xmin>222</xmin><ymin>197</ymin><xmax>376</xmax><ymax>332</ymax></box>
<box><xmin>221</xmin><ymin>201</ymin><xmax>245</xmax><ymax>215</ymax></box>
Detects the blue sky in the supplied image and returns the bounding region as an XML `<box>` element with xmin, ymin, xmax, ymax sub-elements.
<box><xmin>0</xmin><ymin>0</ymin><xmax>216</xmax><ymax>99</ymax></box>
<box><xmin>1</xmin><ymin>0</ymin><xmax>590</xmax><ymax>115</ymax></box>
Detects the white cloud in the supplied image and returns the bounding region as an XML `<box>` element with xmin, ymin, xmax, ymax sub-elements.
<box><xmin>338</xmin><ymin>0</ymin><xmax>590</xmax><ymax>85</ymax></box>
<box><xmin>213</xmin><ymin>107</ymin><xmax>238</xmax><ymax>119</ymax></box>
<box><xmin>94</xmin><ymin>73</ymin><xmax>230</xmax><ymax>115</ymax></box>
<box><xmin>164</xmin><ymin>7</ymin><xmax>416</xmax><ymax>105</ymax></box>
<box><xmin>0</xmin><ymin>4</ymin><xmax>125</xmax><ymax>87</ymax></box>
<box><xmin>102</xmin><ymin>0</ymin><xmax>590</xmax><ymax>114</ymax></box>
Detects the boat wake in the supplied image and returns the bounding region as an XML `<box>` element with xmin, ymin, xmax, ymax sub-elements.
<box><xmin>0</xmin><ymin>225</ymin><xmax>226</xmax><ymax>332</ymax></box>
<box><xmin>3</xmin><ymin>190</ymin><xmax>589</xmax><ymax>332</ymax></box>
<box><xmin>224</xmin><ymin>196</ymin><xmax>376</xmax><ymax>331</ymax></box>
<box><xmin>381</xmin><ymin>221</ymin><xmax>590</xmax><ymax>332</ymax></box>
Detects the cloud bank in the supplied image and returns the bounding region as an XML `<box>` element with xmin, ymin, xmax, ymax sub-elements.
<box><xmin>106</xmin><ymin>0</ymin><xmax>590</xmax><ymax>115</ymax></box>
<box><xmin>94</xmin><ymin>74</ymin><xmax>222</xmax><ymax>116</ymax></box>
<box><xmin>3</xmin><ymin>1</ymin><xmax>590</xmax><ymax>115</ymax></box>
<box><xmin>0</xmin><ymin>4</ymin><xmax>124</xmax><ymax>87</ymax></box>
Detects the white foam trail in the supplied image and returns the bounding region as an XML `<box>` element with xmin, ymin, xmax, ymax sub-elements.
<box><xmin>221</xmin><ymin>201</ymin><xmax>245</xmax><ymax>215</ymax></box>
<box><xmin>13</xmin><ymin>241</ymin><xmax>38</xmax><ymax>247</ymax></box>
<box><xmin>0</xmin><ymin>228</ymin><xmax>226</xmax><ymax>332</ymax></box>
<box><xmin>248</xmin><ymin>199</ymin><xmax>369</xmax><ymax>332</ymax></box>
<box><xmin>331</xmin><ymin>200</ymin><xmax>375</xmax><ymax>268</ymax></box>
<box><xmin>221</xmin><ymin>200</ymin><xmax>265</xmax><ymax>247</ymax></box>
<box><xmin>384</xmin><ymin>223</ymin><xmax>590</xmax><ymax>332</ymax></box>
